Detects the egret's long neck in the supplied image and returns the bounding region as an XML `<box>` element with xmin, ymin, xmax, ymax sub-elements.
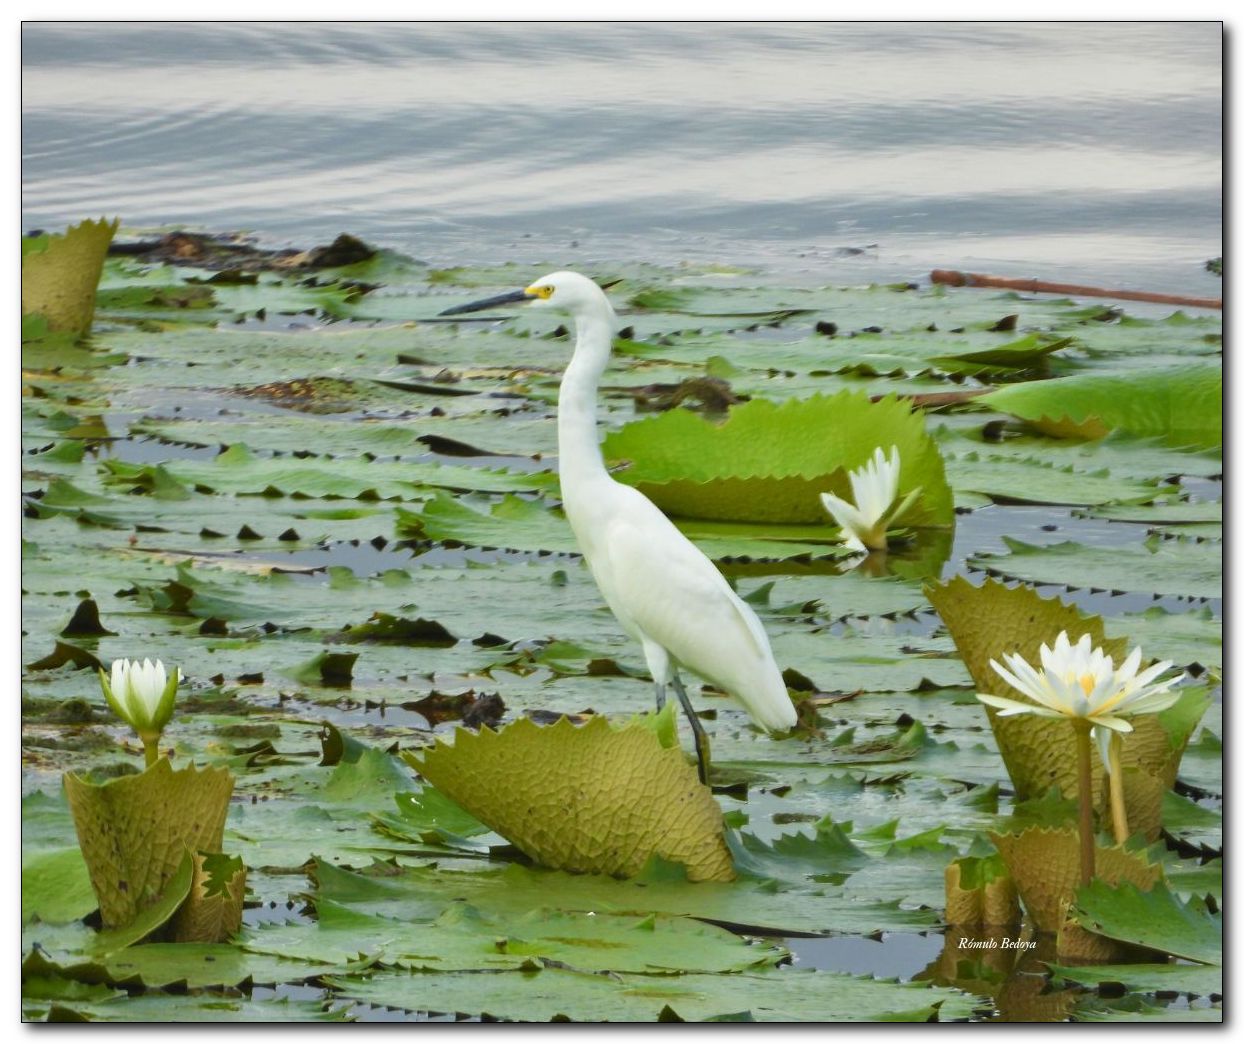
<box><xmin>557</xmin><ymin>309</ymin><xmax>615</xmax><ymax>498</ymax></box>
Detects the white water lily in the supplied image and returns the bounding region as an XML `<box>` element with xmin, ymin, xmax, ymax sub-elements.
<box><xmin>100</xmin><ymin>658</ymin><xmax>180</xmax><ymax>758</ymax></box>
<box><xmin>977</xmin><ymin>631</ymin><xmax>1183</xmax><ymax>737</ymax></box>
<box><xmin>819</xmin><ymin>446</ymin><xmax>921</xmax><ymax>552</ymax></box>
<box><xmin>978</xmin><ymin>631</ymin><xmax>1183</xmax><ymax>871</ymax></box>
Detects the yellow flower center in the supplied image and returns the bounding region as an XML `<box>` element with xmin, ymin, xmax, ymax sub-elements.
<box><xmin>1079</xmin><ymin>673</ymin><xmax>1096</xmax><ymax>696</ymax></box>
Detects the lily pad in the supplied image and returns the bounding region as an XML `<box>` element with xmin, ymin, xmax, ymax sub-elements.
<box><xmin>968</xmin><ymin>536</ymin><xmax>1221</xmax><ymax>601</ymax></box>
<box><xmin>241</xmin><ymin>898</ymin><xmax>784</xmax><ymax>974</ymax></box>
<box><xmin>980</xmin><ymin>366</ymin><xmax>1222</xmax><ymax>450</ymax></box>
<box><xmin>1071</xmin><ymin>879</ymin><xmax>1222</xmax><ymax>965</ymax></box>
<box><xmin>324</xmin><ymin>964</ymin><xmax>980</xmax><ymax>1022</ymax></box>
<box><xmin>600</xmin><ymin>392</ymin><xmax>954</xmax><ymax>526</ymax></box>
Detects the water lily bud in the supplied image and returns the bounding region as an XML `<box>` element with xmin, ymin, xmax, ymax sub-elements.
<box><xmin>99</xmin><ymin>658</ymin><xmax>180</xmax><ymax>741</ymax></box>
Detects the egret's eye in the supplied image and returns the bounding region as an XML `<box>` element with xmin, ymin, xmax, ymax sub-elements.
<box><xmin>539</xmin><ymin>285</ymin><xmax>554</xmax><ymax>298</ymax></box>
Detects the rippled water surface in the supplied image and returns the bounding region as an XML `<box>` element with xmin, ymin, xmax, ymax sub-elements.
<box><xmin>23</xmin><ymin>22</ymin><xmax>1221</xmax><ymax>288</ymax></box>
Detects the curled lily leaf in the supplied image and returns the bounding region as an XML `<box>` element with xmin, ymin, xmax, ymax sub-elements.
<box><xmin>819</xmin><ymin>446</ymin><xmax>920</xmax><ymax>552</ymax></box>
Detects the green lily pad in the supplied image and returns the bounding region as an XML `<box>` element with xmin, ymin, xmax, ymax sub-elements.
<box><xmin>968</xmin><ymin>536</ymin><xmax>1221</xmax><ymax>601</ymax></box>
<box><xmin>980</xmin><ymin>366</ymin><xmax>1222</xmax><ymax>450</ymax></box>
<box><xmin>396</xmin><ymin>491</ymin><xmax>846</xmax><ymax>562</ymax></box>
<box><xmin>601</xmin><ymin>392</ymin><xmax>953</xmax><ymax>526</ymax></box>
<box><xmin>1071</xmin><ymin>879</ymin><xmax>1222</xmax><ymax>965</ymax></box>
<box><xmin>1048</xmin><ymin>961</ymin><xmax>1222</xmax><ymax>999</ymax></box>
<box><xmin>324</xmin><ymin>964</ymin><xmax>980</xmax><ymax>1022</ymax></box>
<box><xmin>241</xmin><ymin>898</ymin><xmax>785</xmax><ymax>974</ymax></box>
<box><xmin>21</xmin><ymin>848</ymin><xmax>97</xmax><ymax>924</ymax></box>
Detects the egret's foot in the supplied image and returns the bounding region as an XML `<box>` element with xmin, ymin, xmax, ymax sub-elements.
<box><xmin>670</xmin><ymin>673</ymin><xmax>712</xmax><ymax>786</ymax></box>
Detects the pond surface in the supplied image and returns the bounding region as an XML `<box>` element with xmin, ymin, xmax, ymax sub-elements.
<box><xmin>22</xmin><ymin>21</ymin><xmax>1221</xmax><ymax>292</ymax></box>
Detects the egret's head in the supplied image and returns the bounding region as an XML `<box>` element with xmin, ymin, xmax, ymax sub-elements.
<box><xmin>521</xmin><ymin>271</ymin><xmax>607</xmax><ymax>314</ymax></box>
<box><xmin>439</xmin><ymin>270</ymin><xmax>613</xmax><ymax>320</ymax></box>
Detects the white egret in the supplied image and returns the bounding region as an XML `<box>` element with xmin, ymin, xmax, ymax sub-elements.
<box><xmin>441</xmin><ymin>272</ymin><xmax>797</xmax><ymax>782</ymax></box>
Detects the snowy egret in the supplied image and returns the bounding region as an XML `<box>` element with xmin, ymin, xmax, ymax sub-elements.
<box><xmin>442</xmin><ymin>272</ymin><xmax>797</xmax><ymax>782</ymax></box>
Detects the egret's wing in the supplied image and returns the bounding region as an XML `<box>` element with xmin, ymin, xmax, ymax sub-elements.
<box><xmin>599</xmin><ymin>501</ymin><xmax>772</xmax><ymax>669</ymax></box>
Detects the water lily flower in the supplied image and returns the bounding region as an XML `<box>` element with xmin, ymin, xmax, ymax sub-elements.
<box><xmin>977</xmin><ymin>631</ymin><xmax>1183</xmax><ymax>874</ymax></box>
<box><xmin>99</xmin><ymin>658</ymin><xmax>180</xmax><ymax>765</ymax></box>
<box><xmin>819</xmin><ymin>446</ymin><xmax>920</xmax><ymax>552</ymax></box>
<box><xmin>978</xmin><ymin>632</ymin><xmax>1183</xmax><ymax>733</ymax></box>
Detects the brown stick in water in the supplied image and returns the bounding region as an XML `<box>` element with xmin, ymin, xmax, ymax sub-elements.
<box><xmin>930</xmin><ymin>269</ymin><xmax>1221</xmax><ymax>310</ymax></box>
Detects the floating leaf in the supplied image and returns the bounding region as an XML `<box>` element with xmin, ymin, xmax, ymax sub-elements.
<box><xmin>969</xmin><ymin>536</ymin><xmax>1221</xmax><ymax>601</ymax></box>
<box><xmin>929</xmin><ymin>334</ymin><xmax>1072</xmax><ymax>377</ymax></box>
<box><xmin>324</xmin><ymin>964</ymin><xmax>979</xmax><ymax>1022</ymax></box>
<box><xmin>242</xmin><ymin>897</ymin><xmax>783</xmax><ymax>975</ymax></box>
<box><xmin>372</xmin><ymin>787</ymin><xmax>490</xmax><ymax>845</ymax></box>
<box><xmin>396</xmin><ymin>491</ymin><xmax>845</xmax><ymax>561</ymax></box>
<box><xmin>601</xmin><ymin>392</ymin><xmax>954</xmax><ymax>525</ymax></box>
<box><xmin>1071</xmin><ymin>879</ymin><xmax>1221</xmax><ymax>965</ymax></box>
<box><xmin>403</xmin><ymin>711</ymin><xmax>734</xmax><ymax>882</ymax></box>
<box><xmin>282</xmin><ymin>649</ymin><xmax>358</xmax><ymax>686</ymax></box>
<box><xmin>312</xmin><ymin>857</ymin><xmax>940</xmax><ymax>939</ymax></box>
<box><xmin>944</xmin><ymin>452</ymin><xmax>1161</xmax><ymax>507</ymax></box>
<box><xmin>1048</xmin><ymin>960</ymin><xmax>1222</xmax><ymax>999</ymax></box>
<box><xmin>980</xmin><ymin>366</ymin><xmax>1222</xmax><ymax>450</ymax></box>
<box><xmin>21</xmin><ymin>848</ymin><xmax>96</xmax><ymax>924</ymax></box>
<box><xmin>727</xmin><ymin>822</ymin><xmax>868</xmax><ymax>884</ymax></box>
<box><xmin>1071</xmin><ymin>997</ymin><xmax>1221</xmax><ymax>1023</ymax></box>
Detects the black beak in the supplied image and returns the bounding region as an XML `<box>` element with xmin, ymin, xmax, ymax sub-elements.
<box><xmin>438</xmin><ymin>288</ymin><xmax>533</xmax><ymax>316</ymax></box>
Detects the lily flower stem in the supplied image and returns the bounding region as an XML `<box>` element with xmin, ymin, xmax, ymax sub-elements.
<box><xmin>1108</xmin><ymin>735</ymin><xmax>1130</xmax><ymax>845</ymax></box>
<box><xmin>141</xmin><ymin>735</ymin><xmax>160</xmax><ymax>769</ymax></box>
<box><xmin>1073</xmin><ymin>720</ymin><xmax>1096</xmax><ymax>886</ymax></box>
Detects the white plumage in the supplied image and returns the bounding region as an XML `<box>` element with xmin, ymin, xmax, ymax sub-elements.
<box><xmin>442</xmin><ymin>271</ymin><xmax>796</xmax><ymax>780</ymax></box>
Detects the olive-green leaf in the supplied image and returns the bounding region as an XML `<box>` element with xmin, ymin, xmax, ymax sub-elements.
<box><xmin>403</xmin><ymin>711</ymin><xmax>734</xmax><ymax>882</ymax></box>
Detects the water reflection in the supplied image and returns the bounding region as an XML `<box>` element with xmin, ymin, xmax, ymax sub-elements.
<box><xmin>917</xmin><ymin>926</ymin><xmax>1079</xmax><ymax>1022</ymax></box>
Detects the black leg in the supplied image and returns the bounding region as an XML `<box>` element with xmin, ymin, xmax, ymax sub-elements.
<box><xmin>670</xmin><ymin>672</ymin><xmax>711</xmax><ymax>786</ymax></box>
<box><xmin>654</xmin><ymin>682</ymin><xmax>666</xmax><ymax>712</ymax></box>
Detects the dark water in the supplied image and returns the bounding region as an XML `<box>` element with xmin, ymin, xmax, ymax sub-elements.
<box><xmin>22</xmin><ymin>22</ymin><xmax>1221</xmax><ymax>291</ymax></box>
